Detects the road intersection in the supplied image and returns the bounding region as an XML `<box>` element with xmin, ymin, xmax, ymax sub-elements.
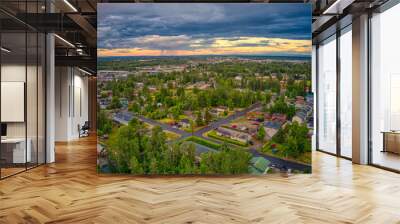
<box><xmin>114</xmin><ymin>102</ymin><xmax>311</xmax><ymax>172</ymax></box>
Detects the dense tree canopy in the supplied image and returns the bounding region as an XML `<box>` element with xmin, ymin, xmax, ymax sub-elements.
<box><xmin>106</xmin><ymin>119</ymin><xmax>252</xmax><ymax>174</ymax></box>
<box><xmin>97</xmin><ymin>108</ymin><xmax>112</xmax><ymax>136</ymax></box>
<box><xmin>99</xmin><ymin>58</ymin><xmax>312</xmax><ymax>172</ymax></box>
<box><xmin>99</xmin><ymin>59</ymin><xmax>310</xmax><ymax>122</ymax></box>
<box><xmin>268</xmin><ymin>97</ymin><xmax>296</xmax><ymax>119</ymax></box>
<box><xmin>271</xmin><ymin>122</ymin><xmax>311</xmax><ymax>159</ymax></box>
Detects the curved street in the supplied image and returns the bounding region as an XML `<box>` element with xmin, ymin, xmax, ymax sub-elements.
<box><xmin>114</xmin><ymin>103</ymin><xmax>311</xmax><ymax>172</ymax></box>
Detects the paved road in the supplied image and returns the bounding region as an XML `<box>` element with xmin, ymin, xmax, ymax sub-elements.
<box><xmin>189</xmin><ymin>133</ymin><xmax>311</xmax><ymax>172</ymax></box>
<box><xmin>195</xmin><ymin>103</ymin><xmax>261</xmax><ymax>136</ymax></box>
<box><xmin>113</xmin><ymin>104</ymin><xmax>311</xmax><ymax>172</ymax></box>
<box><xmin>114</xmin><ymin>112</ymin><xmax>190</xmax><ymax>137</ymax></box>
<box><xmin>247</xmin><ymin>147</ymin><xmax>310</xmax><ymax>171</ymax></box>
<box><xmin>136</xmin><ymin>115</ymin><xmax>191</xmax><ymax>138</ymax></box>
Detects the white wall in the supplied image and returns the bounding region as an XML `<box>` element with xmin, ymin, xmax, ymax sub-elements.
<box><xmin>72</xmin><ymin>73</ymin><xmax>89</xmax><ymax>138</ymax></box>
<box><xmin>55</xmin><ymin>67</ymin><xmax>89</xmax><ymax>141</ymax></box>
<box><xmin>1</xmin><ymin>64</ymin><xmax>26</xmax><ymax>138</ymax></box>
<box><xmin>55</xmin><ymin>66</ymin><xmax>69</xmax><ymax>141</ymax></box>
<box><xmin>1</xmin><ymin>63</ymin><xmax>46</xmax><ymax>164</ymax></box>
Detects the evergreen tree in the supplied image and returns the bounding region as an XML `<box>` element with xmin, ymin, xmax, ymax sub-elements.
<box><xmin>97</xmin><ymin>109</ymin><xmax>112</xmax><ymax>136</ymax></box>
<box><xmin>195</xmin><ymin>111</ymin><xmax>203</xmax><ymax>126</ymax></box>
<box><xmin>149</xmin><ymin>157</ymin><xmax>158</xmax><ymax>174</ymax></box>
<box><xmin>129</xmin><ymin>156</ymin><xmax>144</xmax><ymax>174</ymax></box>
<box><xmin>109</xmin><ymin>96</ymin><xmax>122</xmax><ymax>109</ymax></box>
<box><xmin>189</xmin><ymin>120</ymin><xmax>195</xmax><ymax>135</ymax></box>
<box><xmin>257</xmin><ymin>124</ymin><xmax>266</xmax><ymax>141</ymax></box>
<box><xmin>204</xmin><ymin>108</ymin><xmax>212</xmax><ymax>124</ymax></box>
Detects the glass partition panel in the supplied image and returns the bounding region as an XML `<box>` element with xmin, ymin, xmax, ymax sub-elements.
<box><xmin>312</xmin><ymin>45</ymin><xmax>317</xmax><ymax>151</ymax></box>
<box><xmin>317</xmin><ymin>35</ymin><xmax>337</xmax><ymax>154</ymax></box>
<box><xmin>339</xmin><ymin>26</ymin><xmax>352</xmax><ymax>158</ymax></box>
<box><xmin>27</xmin><ymin>31</ymin><xmax>38</xmax><ymax>169</ymax></box>
<box><xmin>0</xmin><ymin>1</ymin><xmax>46</xmax><ymax>179</ymax></box>
<box><xmin>1</xmin><ymin>31</ymin><xmax>27</xmax><ymax>178</ymax></box>
<box><xmin>371</xmin><ymin>3</ymin><xmax>400</xmax><ymax>171</ymax></box>
<box><xmin>38</xmin><ymin>32</ymin><xmax>45</xmax><ymax>165</ymax></box>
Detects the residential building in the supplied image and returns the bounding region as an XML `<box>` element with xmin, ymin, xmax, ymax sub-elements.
<box><xmin>215</xmin><ymin>127</ymin><xmax>251</xmax><ymax>144</ymax></box>
<box><xmin>271</xmin><ymin>113</ymin><xmax>287</xmax><ymax>123</ymax></box>
<box><xmin>179</xmin><ymin>119</ymin><xmax>191</xmax><ymax>128</ymax></box>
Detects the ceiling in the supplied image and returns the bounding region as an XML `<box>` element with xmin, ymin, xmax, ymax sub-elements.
<box><xmin>0</xmin><ymin>0</ymin><xmax>97</xmax><ymax>74</ymax></box>
<box><xmin>1</xmin><ymin>0</ymin><xmax>394</xmax><ymax>73</ymax></box>
<box><xmin>311</xmin><ymin>0</ymin><xmax>390</xmax><ymax>42</ymax></box>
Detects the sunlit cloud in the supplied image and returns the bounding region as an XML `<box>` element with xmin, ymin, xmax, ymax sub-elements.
<box><xmin>98</xmin><ymin>35</ymin><xmax>311</xmax><ymax>56</ymax></box>
<box><xmin>98</xmin><ymin>4</ymin><xmax>311</xmax><ymax>57</ymax></box>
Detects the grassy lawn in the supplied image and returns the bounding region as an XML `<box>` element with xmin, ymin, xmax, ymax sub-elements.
<box><xmin>164</xmin><ymin>131</ymin><xmax>181</xmax><ymax>141</ymax></box>
<box><xmin>178</xmin><ymin>114</ymin><xmax>188</xmax><ymax>120</ymax></box>
<box><xmin>140</xmin><ymin>122</ymin><xmax>180</xmax><ymax>141</ymax></box>
<box><xmin>207</xmin><ymin>130</ymin><xmax>249</xmax><ymax>147</ymax></box>
<box><xmin>143</xmin><ymin>123</ymin><xmax>154</xmax><ymax>129</ymax></box>
<box><xmin>182</xmin><ymin>125</ymin><xmax>205</xmax><ymax>133</ymax></box>
<box><xmin>184</xmin><ymin>136</ymin><xmax>221</xmax><ymax>150</ymax></box>
<box><xmin>158</xmin><ymin>118</ymin><xmax>175</xmax><ymax>124</ymax></box>
<box><xmin>260</xmin><ymin>143</ymin><xmax>311</xmax><ymax>165</ymax></box>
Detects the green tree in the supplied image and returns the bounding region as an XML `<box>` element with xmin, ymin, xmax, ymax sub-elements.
<box><xmin>189</xmin><ymin>120</ymin><xmax>195</xmax><ymax>135</ymax></box>
<box><xmin>197</xmin><ymin>92</ymin><xmax>208</xmax><ymax>108</ymax></box>
<box><xmin>265</xmin><ymin>92</ymin><xmax>272</xmax><ymax>104</ymax></box>
<box><xmin>129</xmin><ymin>102</ymin><xmax>141</xmax><ymax>114</ymax></box>
<box><xmin>129</xmin><ymin>156</ymin><xmax>144</xmax><ymax>174</ymax></box>
<box><xmin>176</xmin><ymin>87</ymin><xmax>185</xmax><ymax>98</ymax></box>
<box><xmin>108</xmin><ymin>96</ymin><xmax>122</xmax><ymax>109</ymax></box>
<box><xmin>195</xmin><ymin>111</ymin><xmax>203</xmax><ymax>126</ymax></box>
<box><xmin>269</xmin><ymin>98</ymin><xmax>296</xmax><ymax>120</ymax></box>
<box><xmin>107</xmin><ymin>119</ymin><xmax>146</xmax><ymax>173</ymax></box>
<box><xmin>149</xmin><ymin>157</ymin><xmax>158</xmax><ymax>174</ymax></box>
<box><xmin>199</xmin><ymin>144</ymin><xmax>251</xmax><ymax>175</ymax></box>
<box><xmin>100</xmin><ymin>91</ymin><xmax>108</xmax><ymax>98</ymax></box>
<box><xmin>169</xmin><ymin>105</ymin><xmax>182</xmax><ymax>121</ymax></box>
<box><xmin>149</xmin><ymin>126</ymin><xmax>167</xmax><ymax>154</ymax></box>
<box><xmin>204</xmin><ymin>108</ymin><xmax>212</xmax><ymax>124</ymax></box>
<box><xmin>272</xmin><ymin>122</ymin><xmax>311</xmax><ymax>159</ymax></box>
<box><xmin>257</xmin><ymin>124</ymin><xmax>266</xmax><ymax>141</ymax></box>
<box><xmin>97</xmin><ymin>109</ymin><xmax>112</xmax><ymax>136</ymax></box>
<box><xmin>179</xmin><ymin>143</ymin><xmax>196</xmax><ymax>174</ymax></box>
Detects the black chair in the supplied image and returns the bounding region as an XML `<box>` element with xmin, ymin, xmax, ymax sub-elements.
<box><xmin>79</xmin><ymin>121</ymin><xmax>90</xmax><ymax>138</ymax></box>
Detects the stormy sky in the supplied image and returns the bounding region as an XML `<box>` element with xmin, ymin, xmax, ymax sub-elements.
<box><xmin>98</xmin><ymin>3</ymin><xmax>311</xmax><ymax>56</ymax></box>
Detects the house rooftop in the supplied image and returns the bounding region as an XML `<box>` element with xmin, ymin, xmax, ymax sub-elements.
<box><xmin>264</xmin><ymin>121</ymin><xmax>282</xmax><ymax>130</ymax></box>
<box><xmin>180</xmin><ymin>119</ymin><xmax>190</xmax><ymax>123</ymax></box>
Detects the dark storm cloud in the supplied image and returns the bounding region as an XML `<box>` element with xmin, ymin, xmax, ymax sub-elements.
<box><xmin>98</xmin><ymin>3</ymin><xmax>311</xmax><ymax>50</ymax></box>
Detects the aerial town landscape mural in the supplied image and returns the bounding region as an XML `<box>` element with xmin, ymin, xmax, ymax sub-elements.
<box><xmin>97</xmin><ymin>3</ymin><xmax>312</xmax><ymax>175</ymax></box>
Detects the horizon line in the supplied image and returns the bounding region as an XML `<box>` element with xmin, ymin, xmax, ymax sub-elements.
<box><xmin>98</xmin><ymin>54</ymin><xmax>311</xmax><ymax>58</ymax></box>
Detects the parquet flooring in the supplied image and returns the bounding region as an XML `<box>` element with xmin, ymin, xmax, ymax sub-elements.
<box><xmin>1</xmin><ymin>136</ymin><xmax>400</xmax><ymax>223</ymax></box>
<box><xmin>0</xmin><ymin>167</ymin><xmax>26</xmax><ymax>178</ymax></box>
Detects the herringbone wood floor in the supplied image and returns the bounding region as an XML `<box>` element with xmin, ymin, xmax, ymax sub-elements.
<box><xmin>1</xmin><ymin>136</ymin><xmax>400</xmax><ymax>224</ymax></box>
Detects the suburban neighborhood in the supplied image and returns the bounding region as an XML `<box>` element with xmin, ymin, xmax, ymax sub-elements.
<box><xmin>97</xmin><ymin>56</ymin><xmax>313</xmax><ymax>174</ymax></box>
